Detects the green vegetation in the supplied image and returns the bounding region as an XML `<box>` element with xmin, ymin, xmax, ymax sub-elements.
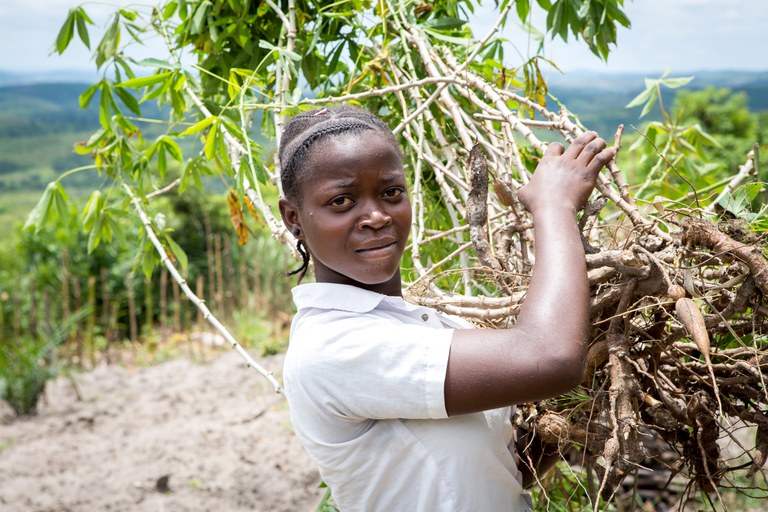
<box><xmin>1</xmin><ymin>0</ymin><xmax>767</xmax><ymax>509</ymax></box>
<box><xmin>2</xmin><ymin>72</ymin><xmax>766</xmax><ymax>236</ymax></box>
<box><xmin>0</xmin><ymin>180</ymin><xmax>292</xmax><ymax>414</ymax></box>
<box><xmin>0</xmin><ymin>336</ymin><xmax>57</xmax><ymax>416</ymax></box>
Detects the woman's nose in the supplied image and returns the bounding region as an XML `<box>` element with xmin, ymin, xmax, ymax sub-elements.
<box><xmin>358</xmin><ymin>208</ymin><xmax>391</xmax><ymax>229</ymax></box>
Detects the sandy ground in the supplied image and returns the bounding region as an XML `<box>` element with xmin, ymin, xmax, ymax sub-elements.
<box><xmin>0</xmin><ymin>345</ymin><xmax>324</xmax><ymax>512</ymax></box>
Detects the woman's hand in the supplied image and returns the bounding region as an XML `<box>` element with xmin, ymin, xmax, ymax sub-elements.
<box><xmin>517</xmin><ymin>132</ymin><xmax>616</xmax><ymax>216</ymax></box>
<box><xmin>445</xmin><ymin>131</ymin><xmax>617</xmax><ymax>416</ymax></box>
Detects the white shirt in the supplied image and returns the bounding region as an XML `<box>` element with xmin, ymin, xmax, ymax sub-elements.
<box><xmin>283</xmin><ymin>283</ymin><xmax>530</xmax><ymax>511</ymax></box>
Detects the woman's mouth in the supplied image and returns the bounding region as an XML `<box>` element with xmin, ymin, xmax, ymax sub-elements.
<box><xmin>356</xmin><ymin>241</ymin><xmax>398</xmax><ymax>253</ymax></box>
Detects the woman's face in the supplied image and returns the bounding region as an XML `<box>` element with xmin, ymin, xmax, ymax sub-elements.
<box><xmin>282</xmin><ymin>131</ymin><xmax>411</xmax><ymax>296</ymax></box>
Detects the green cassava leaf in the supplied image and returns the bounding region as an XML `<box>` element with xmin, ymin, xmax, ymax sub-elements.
<box><xmin>52</xmin><ymin>182</ymin><xmax>70</xmax><ymax>219</ymax></box>
<box><xmin>661</xmin><ymin>76</ymin><xmax>694</xmax><ymax>89</ymax></box>
<box><xmin>136</xmin><ymin>58</ymin><xmax>176</xmax><ymax>70</ymax></box>
<box><xmin>203</xmin><ymin>121</ymin><xmax>219</xmax><ymax>160</ymax></box>
<box><xmin>180</xmin><ymin>160</ymin><xmax>203</xmax><ymax>193</ymax></box>
<box><xmin>162</xmin><ymin>1</ymin><xmax>178</xmax><ymax>20</ymax></box>
<box><xmin>625</xmin><ymin>86</ymin><xmax>654</xmax><ymax>109</ymax></box>
<box><xmin>75</xmin><ymin>8</ymin><xmax>91</xmax><ymax>48</ymax></box>
<box><xmin>639</xmin><ymin>93</ymin><xmax>658</xmax><ymax>118</ymax></box>
<box><xmin>162</xmin><ymin>137</ymin><xmax>183</xmax><ymax>161</ymax></box>
<box><xmin>95</xmin><ymin>15</ymin><xmax>121</xmax><ymax>68</ymax></box>
<box><xmin>423</xmin><ymin>17</ymin><xmax>466</xmax><ymax>31</ymax></box>
<box><xmin>79</xmin><ymin>81</ymin><xmax>101</xmax><ymax>109</ymax></box>
<box><xmin>24</xmin><ymin>182</ymin><xmax>56</xmax><ymax>232</ymax></box>
<box><xmin>81</xmin><ymin>190</ymin><xmax>104</xmax><ymax>232</ymax></box>
<box><xmin>258</xmin><ymin>39</ymin><xmax>301</xmax><ymax>61</ymax></box>
<box><xmin>191</xmin><ymin>0</ymin><xmax>212</xmax><ymax>34</ymax></box>
<box><xmin>164</xmin><ymin>235</ymin><xmax>189</xmax><ymax>276</ymax></box>
<box><xmin>179</xmin><ymin>116</ymin><xmax>217</xmax><ymax>136</ymax></box>
<box><xmin>515</xmin><ymin>0</ymin><xmax>531</xmax><ymax>22</ymax></box>
<box><xmin>140</xmin><ymin>241</ymin><xmax>157</xmax><ymax>280</ymax></box>
<box><xmin>115</xmin><ymin>87</ymin><xmax>141</xmax><ymax>115</ymax></box>
<box><xmin>718</xmin><ymin>184</ymin><xmax>758</xmax><ymax>217</ymax></box>
<box><xmin>55</xmin><ymin>10</ymin><xmax>76</xmax><ymax>54</ymax></box>
<box><xmin>118</xmin><ymin>9</ymin><xmax>137</xmax><ymax>21</ymax></box>
<box><xmin>157</xmin><ymin>146</ymin><xmax>168</xmax><ymax>178</ymax></box>
<box><xmin>118</xmin><ymin>71</ymin><xmax>172</xmax><ymax>89</ymax></box>
<box><xmin>87</xmin><ymin>216</ymin><xmax>103</xmax><ymax>253</ymax></box>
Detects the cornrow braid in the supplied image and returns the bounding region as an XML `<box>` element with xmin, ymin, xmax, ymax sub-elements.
<box><xmin>281</xmin><ymin>121</ymin><xmax>370</xmax><ymax>198</ymax></box>
<box><xmin>279</xmin><ymin>106</ymin><xmax>400</xmax><ymax>202</ymax></box>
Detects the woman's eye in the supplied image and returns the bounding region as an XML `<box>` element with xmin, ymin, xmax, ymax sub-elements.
<box><xmin>330</xmin><ymin>196</ymin><xmax>353</xmax><ymax>207</ymax></box>
<box><xmin>384</xmin><ymin>188</ymin><xmax>403</xmax><ymax>198</ymax></box>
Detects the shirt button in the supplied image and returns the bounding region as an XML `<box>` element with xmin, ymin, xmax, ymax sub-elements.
<box><xmin>421</xmin><ymin>313</ymin><xmax>429</xmax><ymax>322</ymax></box>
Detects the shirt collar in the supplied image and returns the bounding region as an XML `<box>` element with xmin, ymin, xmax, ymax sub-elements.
<box><xmin>292</xmin><ymin>282</ymin><xmax>397</xmax><ymax>313</ymax></box>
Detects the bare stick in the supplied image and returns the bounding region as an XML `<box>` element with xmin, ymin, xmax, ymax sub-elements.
<box><xmin>123</xmin><ymin>183</ymin><xmax>283</xmax><ymax>394</ymax></box>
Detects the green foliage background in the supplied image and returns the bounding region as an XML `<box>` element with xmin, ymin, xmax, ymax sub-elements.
<box><xmin>1</xmin><ymin>0</ymin><xmax>767</xmax><ymax>508</ymax></box>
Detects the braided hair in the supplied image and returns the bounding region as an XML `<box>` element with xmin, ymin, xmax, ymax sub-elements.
<box><xmin>279</xmin><ymin>106</ymin><xmax>401</xmax><ymax>281</ymax></box>
<box><xmin>279</xmin><ymin>106</ymin><xmax>400</xmax><ymax>203</ymax></box>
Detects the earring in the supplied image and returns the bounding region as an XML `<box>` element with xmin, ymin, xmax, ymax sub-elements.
<box><xmin>292</xmin><ymin>227</ymin><xmax>301</xmax><ymax>237</ymax></box>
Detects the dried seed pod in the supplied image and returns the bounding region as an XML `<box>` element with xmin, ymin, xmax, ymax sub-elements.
<box><xmin>667</xmin><ymin>284</ymin><xmax>686</xmax><ymax>301</ymax></box>
<box><xmin>467</xmin><ymin>145</ymin><xmax>499</xmax><ymax>270</ymax></box>
<box><xmin>675</xmin><ymin>297</ymin><xmax>710</xmax><ymax>361</ymax></box>
<box><xmin>676</xmin><ymin>297</ymin><xmax>722</xmax><ymax>414</ymax></box>
<box><xmin>748</xmin><ymin>427</ymin><xmax>768</xmax><ymax>478</ymax></box>
<box><xmin>640</xmin><ymin>391</ymin><xmax>662</xmax><ymax>409</ymax></box>
<box><xmin>227</xmin><ymin>190</ymin><xmax>249</xmax><ymax>246</ymax></box>
<box><xmin>492</xmin><ymin>178</ymin><xmax>516</xmax><ymax>208</ymax></box>
<box><xmin>583</xmin><ymin>339</ymin><xmax>608</xmax><ymax>384</ymax></box>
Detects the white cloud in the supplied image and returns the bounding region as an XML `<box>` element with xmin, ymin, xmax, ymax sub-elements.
<box><xmin>533</xmin><ymin>0</ymin><xmax>768</xmax><ymax>73</ymax></box>
<box><xmin>1</xmin><ymin>0</ymin><xmax>164</xmax><ymax>72</ymax></box>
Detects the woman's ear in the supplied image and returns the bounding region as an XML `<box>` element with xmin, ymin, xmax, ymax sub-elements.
<box><xmin>279</xmin><ymin>197</ymin><xmax>301</xmax><ymax>237</ymax></box>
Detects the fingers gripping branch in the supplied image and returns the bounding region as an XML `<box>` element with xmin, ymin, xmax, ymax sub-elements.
<box><xmin>518</xmin><ymin>132</ymin><xmax>616</xmax><ymax>216</ymax></box>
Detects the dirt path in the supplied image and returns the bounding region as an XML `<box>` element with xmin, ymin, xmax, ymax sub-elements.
<box><xmin>0</xmin><ymin>347</ymin><xmax>324</xmax><ymax>511</ymax></box>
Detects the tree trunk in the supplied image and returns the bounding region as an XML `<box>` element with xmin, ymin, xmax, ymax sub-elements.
<box><xmin>144</xmin><ymin>275</ymin><xmax>153</xmax><ymax>336</ymax></box>
<box><xmin>125</xmin><ymin>272</ymin><xmax>138</xmax><ymax>343</ymax></box>
<box><xmin>172</xmin><ymin>271</ymin><xmax>181</xmax><ymax>332</ymax></box>
<box><xmin>159</xmin><ymin>267</ymin><xmax>168</xmax><ymax>331</ymax></box>
<box><xmin>86</xmin><ymin>276</ymin><xmax>97</xmax><ymax>366</ymax></box>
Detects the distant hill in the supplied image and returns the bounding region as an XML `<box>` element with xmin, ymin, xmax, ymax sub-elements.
<box><xmin>548</xmin><ymin>69</ymin><xmax>768</xmax><ymax>91</ymax></box>
<box><xmin>0</xmin><ymin>69</ymin><xmax>98</xmax><ymax>87</ymax></box>
<box><xmin>0</xmin><ymin>82</ymin><xmax>101</xmax><ymax>138</ymax></box>
<box><xmin>0</xmin><ymin>68</ymin><xmax>765</xmax><ymax>234</ymax></box>
<box><xmin>546</xmin><ymin>70</ymin><xmax>768</xmax><ymax>136</ymax></box>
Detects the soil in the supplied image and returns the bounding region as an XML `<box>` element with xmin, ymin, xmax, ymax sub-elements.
<box><xmin>0</xmin><ymin>343</ymin><xmax>324</xmax><ymax>512</ymax></box>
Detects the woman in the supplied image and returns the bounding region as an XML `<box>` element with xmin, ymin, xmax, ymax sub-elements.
<box><xmin>277</xmin><ymin>106</ymin><xmax>615</xmax><ymax>511</ymax></box>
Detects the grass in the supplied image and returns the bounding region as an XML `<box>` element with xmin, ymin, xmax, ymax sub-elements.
<box><xmin>0</xmin><ymin>335</ymin><xmax>58</xmax><ymax>416</ymax></box>
<box><xmin>0</xmin><ymin>131</ymin><xmax>92</xmax><ymax>168</ymax></box>
<box><xmin>0</xmin><ymin>129</ymin><xmax>97</xmax><ymax>239</ymax></box>
<box><xmin>0</xmin><ymin>439</ymin><xmax>14</xmax><ymax>453</ymax></box>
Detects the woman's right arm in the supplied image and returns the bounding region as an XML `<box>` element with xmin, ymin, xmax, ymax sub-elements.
<box><xmin>444</xmin><ymin>132</ymin><xmax>616</xmax><ymax>416</ymax></box>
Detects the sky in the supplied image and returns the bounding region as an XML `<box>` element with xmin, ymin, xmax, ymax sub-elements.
<box><xmin>1</xmin><ymin>0</ymin><xmax>766</xmax><ymax>76</ymax></box>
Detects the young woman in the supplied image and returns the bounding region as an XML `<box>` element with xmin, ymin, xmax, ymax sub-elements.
<box><xmin>278</xmin><ymin>106</ymin><xmax>616</xmax><ymax>511</ymax></box>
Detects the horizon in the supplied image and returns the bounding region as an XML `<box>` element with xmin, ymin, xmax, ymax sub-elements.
<box><xmin>2</xmin><ymin>67</ymin><xmax>766</xmax><ymax>90</ymax></box>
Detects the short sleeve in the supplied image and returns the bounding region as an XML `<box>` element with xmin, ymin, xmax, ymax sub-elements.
<box><xmin>285</xmin><ymin>311</ymin><xmax>453</xmax><ymax>421</ymax></box>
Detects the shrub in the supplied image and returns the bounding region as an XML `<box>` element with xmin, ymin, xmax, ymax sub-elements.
<box><xmin>0</xmin><ymin>336</ymin><xmax>57</xmax><ymax>416</ymax></box>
